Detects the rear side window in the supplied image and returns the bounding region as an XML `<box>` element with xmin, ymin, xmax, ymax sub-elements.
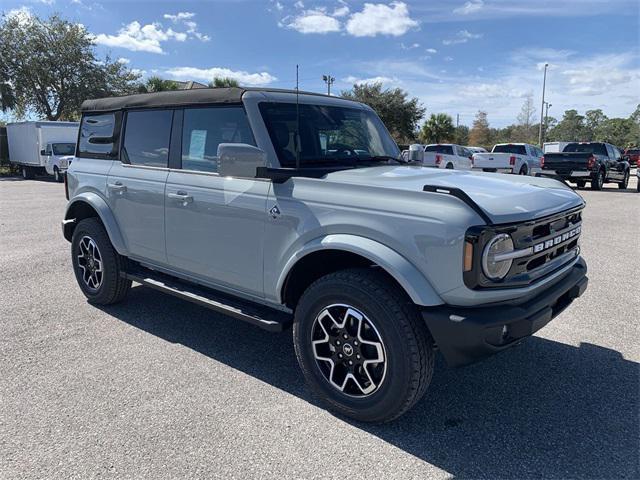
<box><xmin>78</xmin><ymin>113</ymin><xmax>115</xmax><ymax>157</ymax></box>
<box><xmin>181</xmin><ymin>106</ymin><xmax>255</xmax><ymax>173</ymax></box>
<box><xmin>493</xmin><ymin>144</ymin><xmax>527</xmax><ymax>155</ymax></box>
<box><xmin>122</xmin><ymin>110</ymin><xmax>173</xmax><ymax>167</ymax></box>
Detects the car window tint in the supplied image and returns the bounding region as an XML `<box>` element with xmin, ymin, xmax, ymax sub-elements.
<box><xmin>424</xmin><ymin>145</ymin><xmax>438</xmax><ymax>152</ymax></box>
<box><xmin>123</xmin><ymin>110</ymin><xmax>173</xmax><ymax>167</ymax></box>
<box><xmin>493</xmin><ymin>144</ymin><xmax>527</xmax><ymax>155</ymax></box>
<box><xmin>78</xmin><ymin>113</ymin><xmax>115</xmax><ymax>156</ymax></box>
<box><xmin>181</xmin><ymin>106</ymin><xmax>255</xmax><ymax>173</ymax></box>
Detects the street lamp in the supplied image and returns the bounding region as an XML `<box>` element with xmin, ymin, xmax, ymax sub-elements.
<box><xmin>322</xmin><ymin>74</ymin><xmax>335</xmax><ymax>95</ymax></box>
<box><xmin>538</xmin><ymin>63</ymin><xmax>549</xmax><ymax>146</ymax></box>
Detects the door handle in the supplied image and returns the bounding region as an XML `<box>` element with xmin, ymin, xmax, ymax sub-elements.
<box><xmin>168</xmin><ymin>192</ymin><xmax>193</xmax><ymax>204</ymax></box>
<box><xmin>107</xmin><ymin>182</ymin><xmax>127</xmax><ymax>192</ymax></box>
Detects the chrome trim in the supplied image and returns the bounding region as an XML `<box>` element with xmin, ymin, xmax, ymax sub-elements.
<box><xmin>493</xmin><ymin>247</ymin><xmax>533</xmax><ymax>262</ymax></box>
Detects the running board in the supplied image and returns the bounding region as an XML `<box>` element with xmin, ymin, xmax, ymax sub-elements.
<box><xmin>123</xmin><ymin>268</ymin><xmax>292</xmax><ymax>332</ymax></box>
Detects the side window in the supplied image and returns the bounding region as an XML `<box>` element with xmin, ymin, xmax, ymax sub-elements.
<box><xmin>78</xmin><ymin>113</ymin><xmax>115</xmax><ymax>157</ymax></box>
<box><xmin>181</xmin><ymin>106</ymin><xmax>255</xmax><ymax>173</ymax></box>
<box><xmin>605</xmin><ymin>144</ymin><xmax>614</xmax><ymax>158</ymax></box>
<box><xmin>122</xmin><ymin>110</ymin><xmax>173</xmax><ymax>167</ymax></box>
<box><xmin>612</xmin><ymin>146</ymin><xmax>621</xmax><ymax>159</ymax></box>
<box><xmin>424</xmin><ymin>145</ymin><xmax>438</xmax><ymax>152</ymax></box>
<box><xmin>45</xmin><ymin>144</ymin><xmax>52</xmax><ymax>155</ymax></box>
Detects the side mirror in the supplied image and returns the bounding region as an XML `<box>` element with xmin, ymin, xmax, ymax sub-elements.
<box><xmin>217</xmin><ymin>143</ymin><xmax>267</xmax><ymax>178</ymax></box>
<box><xmin>40</xmin><ymin>149</ymin><xmax>46</xmax><ymax>156</ymax></box>
<box><xmin>408</xmin><ymin>144</ymin><xmax>424</xmax><ymax>162</ymax></box>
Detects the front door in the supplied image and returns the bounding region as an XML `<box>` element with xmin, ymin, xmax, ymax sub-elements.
<box><xmin>106</xmin><ymin>109</ymin><xmax>173</xmax><ymax>265</ymax></box>
<box><xmin>164</xmin><ymin>105</ymin><xmax>269</xmax><ymax>299</ymax></box>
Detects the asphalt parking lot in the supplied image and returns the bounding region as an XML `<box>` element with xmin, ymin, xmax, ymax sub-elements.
<box><xmin>1</xmin><ymin>174</ymin><xmax>638</xmax><ymax>479</ymax></box>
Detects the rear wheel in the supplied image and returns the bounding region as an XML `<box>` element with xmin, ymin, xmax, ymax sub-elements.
<box><xmin>22</xmin><ymin>166</ymin><xmax>35</xmax><ymax>180</ymax></box>
<box><xmin>293</xmin><ymin>268</ymin><xmax>434</xmax><ymax>423</ymax></box>
<box><xmin>518</xmin><ymin>166</ymin><xmax>528</xmax><ymax>175</ymax></box>
<box><xmin>575</xmin><ymin>180</ymin><xmax>586</xmax><ymax>189</ymax></box>
<box><xmin>591</xmin><ymin>169</ymin><xmax>604</xmax><ymax>190</ymax></box>
<box><xmin>446</xmin><ymin>163</ymin><xmax>454</xmax><ymax>169</ymax></box>
<box><xmin>71</xmin><ymin>218</ymin><xmax>131</xmax><ymax>305</ymax></box>
<box><xmin>618</xmin><ymin>170</ymin><xmax>629</xmax><ymax>189</ymax></box>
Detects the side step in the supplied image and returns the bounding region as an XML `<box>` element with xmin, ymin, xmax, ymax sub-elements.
<box><xmin>123</xmin><ymin>267</ymin><xmax>292</xmax><ymax>332</ymax></box>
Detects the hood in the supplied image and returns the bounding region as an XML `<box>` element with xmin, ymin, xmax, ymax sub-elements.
<box><xmin>323</xmin><ymin>165</ymin><xmax>584</xmax><ymax>224</ymax></box>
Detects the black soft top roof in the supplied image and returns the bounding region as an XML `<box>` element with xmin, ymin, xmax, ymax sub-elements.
<box><xmin>80</xmin><ymin>87</ymin><xmax>332</xmax><ymax>113</ymax></box>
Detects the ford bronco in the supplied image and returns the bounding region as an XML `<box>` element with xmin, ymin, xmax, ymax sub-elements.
<box><xmin>63</xmin><ymin>87</ymin><xmax>588</xmax><ymax>422</ymax></box>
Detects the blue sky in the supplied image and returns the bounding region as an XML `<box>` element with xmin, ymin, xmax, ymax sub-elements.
<box><xmin>3</xmin><ymin>0</ymin><xmax>639</xmax><ymax>127</ymax></box>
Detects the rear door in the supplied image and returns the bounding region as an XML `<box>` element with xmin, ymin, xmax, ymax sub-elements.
<box><xmin>607</xmin><ymin>144</ymin><xmax>624</xmax><ymax>180</ymax></box>
<box><xmin>106</xmin><ymin>109</ymin><xmax>173</xmax><ymax>265</ymax></box>
<box><xmin>164</xmin><ymin>105</ymin><xmax>269</xmax><ymax>298</ymax></box>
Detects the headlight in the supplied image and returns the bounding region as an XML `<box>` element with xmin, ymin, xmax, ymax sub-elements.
<box><xmin>482</xmin><ymin>233</ymin><xmax>514</xmax><ymax>280</ymax></box>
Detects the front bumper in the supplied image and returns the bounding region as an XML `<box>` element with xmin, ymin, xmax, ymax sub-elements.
<box><xmin>422</xmin><ymin>257</ymin><xmax>588</xmax><ymax>367</ymax></box>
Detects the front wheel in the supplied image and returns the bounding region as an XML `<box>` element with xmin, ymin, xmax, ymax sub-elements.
<box><xmin>591</xmin><ymin>169</ymin><xmax>604</xmax><ymax>190</ymax></box>
<box><xmin>71</xmin><ymin>218</ymin><xmax>131</xmax><ymax>305</ymax></box>
<box><xmin>293</xmin><ymin>268</ymin><xmax>434</xmax><ymax>423</ymax></box>
<box><xmin>53</xmin><ymin>167</ymin><xmax>63</xmax><ymax>183</ymax></box>
<box><xmin>618</xmin><ymin>170</ymin><xmax>629</xmax><ymax>189</ymax></box>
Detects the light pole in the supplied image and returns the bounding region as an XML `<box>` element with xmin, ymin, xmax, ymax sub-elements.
<box><xmin>322</xmin><ymin>74</ymin><xmax>335</xmax><ymax>95</ymax></box>
<box><xmin>538</xmin><ymin>63</ymin><xmax>549</xmax><ymax>146</ymax></box>
<box><xmin>543</xmin><ymin>102</ymin><xmax>552</xmax><ymax>143</ymax></box>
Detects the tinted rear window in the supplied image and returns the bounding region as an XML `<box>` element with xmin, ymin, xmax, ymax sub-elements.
<box><xmin>626</xmin><ymin>149</ymin><xmax>640</xmax><ymax>155</ymax></box>
<box><xmin>564</xmin><ymin>143</ymin><xmax>607</xmax><ymax>155</ymax></box>
<box><xmin>425</xmin><ymin>145</ymin><xmax>454</xmax><ymax>155</ymax></box>
<box><xmin>493</xmin><ymin>144</ymin><xmax>527</xmax><ymax>155</ymax></box>
<box><xmin>122</xmin><ymin>110</ymin><xmax>173</xmax><ymax>167</ymax></box>
<box><xmin>78</xmin><ymin>113</ymin><xmax>115</xmax><ymax>157</ymax></box>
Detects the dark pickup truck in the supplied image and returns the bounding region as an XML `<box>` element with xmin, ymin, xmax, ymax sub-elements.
<box><xmin>542</xmin><ymin>142</ymin><xmax>630</xmax><ymax>190</ymax></box>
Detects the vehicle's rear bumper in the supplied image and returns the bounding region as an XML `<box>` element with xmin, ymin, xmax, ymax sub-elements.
<box><xmin>543</xmin><ymin>169</ymin><xmax>593</xmax><ymax>180</ymax></box>
<box><xmin>421</xmin><ymin>257</ymin><xmax>588</xmax><ymax>367</ymax></box>
<box><xmin>474</xmin><ymin>167</ymin><xmax>514</xmax><ymax>174</ymax></box>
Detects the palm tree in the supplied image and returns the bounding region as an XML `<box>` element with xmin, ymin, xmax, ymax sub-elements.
<box><xmin>137</xmin><ymin>76</ymin><xmax>180</xmax><ymax>93</ymax></box>
<box><xmin>209</xmin><ymin>76</ymin><xmax>240</xmax><ymax>88</ymax></box>
<box><xmin>420</xmin><ymin>113</ymin><xmax>455</xmax><ymax>144</ymax></box>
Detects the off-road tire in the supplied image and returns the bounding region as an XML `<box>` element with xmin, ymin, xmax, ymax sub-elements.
<box><xmin>71</xmin><ymin>218</ymin><xmax>131</xmax><ymax>305</ymax></box>
<box><xmin>591</xmin><ymin>169</ymin><xmax>604</xmax><ymax>190</ymax></box>
<box><xmin>293</xmin><ymin>268</ymin><xmax>434</xmax><ymax>423</ymax></box>
<box><xmin>618</xmin><ymin>170</ymin><xmax>629</xmax><ymax>189</ymax></box>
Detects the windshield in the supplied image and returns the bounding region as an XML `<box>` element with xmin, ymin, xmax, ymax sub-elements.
<box><xmin>564</xmin><ymin>143</ymin><xmax>607</xmax><ymax>155</ymax></box>
<box><xmin>52</xmin><ymin>143</ymin><xmax>76</xmax><ymax>155</ymax></box>
<box><xmin>259</xmin><ymin>102</ymin><xmax>400</xmax><ymax>167</ymax></box>
<box><xmin>493</xmin><ymin>144</ymin><xmax>527</xmax><ymax>155</ymax></box>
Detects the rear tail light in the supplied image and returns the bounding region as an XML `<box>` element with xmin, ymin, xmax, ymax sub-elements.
<box><xmin>435</xmin><ymin>154</ymin><xmax>442</xmax><ymax>165</ymax></box>
<box><xmin>587</xmin><ymin>155</ymin><xmax>595</xmax><ymax>169</ymax></box>
<box><xmin>509</xmin><ymin>155</ymin><xmax>516</xmax><ymax>166</ymax></box>
<box><xmin>64</xmin><ymin>171</ymin><xmax>69</xmax><ymax>200</ymax></box>
<box><xmin>540</xmin><ymin>156</ymin><xmax>545</xmax><ymax>168</ymax></box>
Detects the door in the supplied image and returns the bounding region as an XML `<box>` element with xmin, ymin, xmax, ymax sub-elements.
<box><xmin>164</xmin><ymin>105</ymin><xmax>269</xmax><ymax>298</ymax></box>
<box><xmin>106</xmin><ymin>109</ymin><xmax>173</xmax><ymax>265</ymax></box>
<box><xmin>609</xmin><ymin>145</ymin><xmax>625</xmax><ymax>180</ymax></box>
<box><xmin>456</xmin><ymin>146</ymin><xmax>473</xmax><ymax>170</ymax></box>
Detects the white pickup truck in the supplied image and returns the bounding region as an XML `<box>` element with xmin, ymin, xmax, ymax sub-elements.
<box><xmin>473</xmin><ymin>143</ymin><xmax>544</xmax><ymax>176</ymax></box>
<box><xmin>422</xmin><ymin>144</ymin><xmax>474</xmax><ymax>170</ymax></box>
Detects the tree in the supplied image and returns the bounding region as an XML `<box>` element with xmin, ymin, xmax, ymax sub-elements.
<box><xmin>209</xmin><ymin>77</ymin><xmax>240</xmax><ymax>88</ymax></box>
<box><xmin>137</xmin><ymin>76</ymin><xmax>180</xmax><ymax>93</ymax></box>
<box><xmin>547</xmin><ymin>110</ymin><xmax>586</xmax><ymax>142</ymax></box>
<box><xmin>597</xmin><ymin>118</ymin><xmax>639</xmax><ymax>147</ymax></box>
<box><xmin>341</xmin><ymin>82</ymin><xmax>425</xmax><ymax>143</ymax></box>
<box><xmin>454</xmin><ymin>125</ymin><xmax>469</xmax><ymax>145</ymax></box>
<box><xmin>468</xmin><ymin>111</ymin><xmax>491</xmax><ymax>147</ymax></box>
<box><xmin>584</xmin><ymin>109</ymin><xmax>608</xmax><ymax>140</ymax></box>
<box><xmin>517</xmin><ymin>93</ymin><xmax>536</xmax><ymax>129</ymax></box>
<box><xmin>0</xmin><ymin>13</ymin><xmax>139</xmax><ymax>120</ymax></box>
<box><xmin>419</xmin><ymin>113</ymin><xmax>455</xmax><ymax>143</ymax></box>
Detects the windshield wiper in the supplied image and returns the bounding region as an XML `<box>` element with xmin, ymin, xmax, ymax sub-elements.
<box><xmin>361</xmin><ymin>155</ymin><xmax>407</xmax><ymax>164</ymax></box>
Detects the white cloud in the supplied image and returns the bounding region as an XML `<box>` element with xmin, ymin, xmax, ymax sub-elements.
<box><xmin>5</xmin><ymin>6</ymin><xmax>33</xmax><ymax>23</ymax></box>
<box><xmin>165</xmin><ymin>66</ymin><xmax>277</xmax><ymax>86</ymax></box>
<box><xmin>94</xmin><ymin>21</ymin><xmax>189</xmax><ymax>54</ymax></box>
<box><xmin>346</xmin><ymin>2</ymin><xmax>418</xmax><ymax>37</ymax></box>
<box><xmin>117</xmin><ymin>57</ymin><xmax>130</xmax><ymax>64</ymax></box>
<box><xmin>37</xmin><ymin>0</ymin><xmax>55</xmax><ymax>5</ymax></box>
<box><xmin>426</xmin><ymin>48</ymin><xmax>437</xmax><ymax>54</ymax></box>
<box><xmin>285</xmin><ymin>9</ymin><xmax>341</xmax><ymax>34</ymax></box>
<box><xmin>332</xmin><ymin>5</ymin><xmax>350</xmax><ymax>17</ymax></box>
<box><xmin>453</xmin><ymin>0</ymin><xmax>484</xmax><ymax>15</ymax></box>
<box><xmin>163</xmin><ymin>12</ymin><xmax>195</xmax><ymax>22</ymax></box>
<box><xmin>343</xmin><ymin>75</ymin><xmax>400</xmax><ymax>86</ymax></box>
<box><xmin>442</xmin><ymin>29</ymin><xmax>482</xmax><ymax>45</ymax></box>
<box><xmin>400</xmin><ymin>42</ymin><xmax>420</xmax><ymax>50</ymax></box>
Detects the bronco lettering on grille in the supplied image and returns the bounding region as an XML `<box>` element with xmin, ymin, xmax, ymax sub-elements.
<box><xmin>533</xmin><ymin>226</ymin><xmax>581</xmax><ymax>254</ymax></box>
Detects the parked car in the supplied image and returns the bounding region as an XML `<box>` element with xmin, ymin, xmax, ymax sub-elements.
<box><xmin>467</xmin><ymin>146</ymin><xmax>488</xmax><ymax>154</ymax></box>
<box><xmin>543</xmin><ymin>142</ymin><xmax>571</xmax><ymax>153</ymax></box>
<box><xmin>623</xmin><ymin>147</ymin><xmax>640</xmax><ymax>167</ymax></box>
<box><xmin>7</xmin><ymin>121</ymin><xmax>78</xmax><ymax>180</ymax></box>
<box><xmin>473</xmin><ymin>143</ymin><xmax>544</xmax><ymax>176</ymax></box>
<box><xmin>543</xmin><ymin>142</ymin><xmax>630</xmax><ymax>190</ymax></box>
<box><xmin>63</xmin><ymin>87</ymin><xmax>588</xmax><ymax>423</ymax></box>
<box><xmin>422</xmin><ymin>144</ymin><xmax>474</xmax><ymax>170</ymax></box>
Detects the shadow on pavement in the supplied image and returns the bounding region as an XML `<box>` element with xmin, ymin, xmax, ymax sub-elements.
<box><xmin>99</xmin><ymin>285</ymin><xmax>639</xmax><ymax>479</ymax></box>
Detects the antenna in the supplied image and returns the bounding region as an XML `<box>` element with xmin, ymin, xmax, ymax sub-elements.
<box><xmin>295</xmin><ymin>64</ymin><xmax>301</xmax><ymax>169</ymax></box>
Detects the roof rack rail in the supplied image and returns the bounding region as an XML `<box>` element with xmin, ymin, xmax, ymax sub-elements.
<box><xmin>422</xmin><ymin>184</ymin><xmax>493</xmax><ymax>225</ymax></box>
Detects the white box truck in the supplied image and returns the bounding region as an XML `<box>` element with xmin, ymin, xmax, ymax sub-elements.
<box><xmin>7</xmin><ymin>121</ymin><xmax>79</xmax><ymax>181</ymax></box>
<box><xmin>543</xmin><ymin>142</ymin><xmax>571</xmax><ymax>154</ymax></box>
